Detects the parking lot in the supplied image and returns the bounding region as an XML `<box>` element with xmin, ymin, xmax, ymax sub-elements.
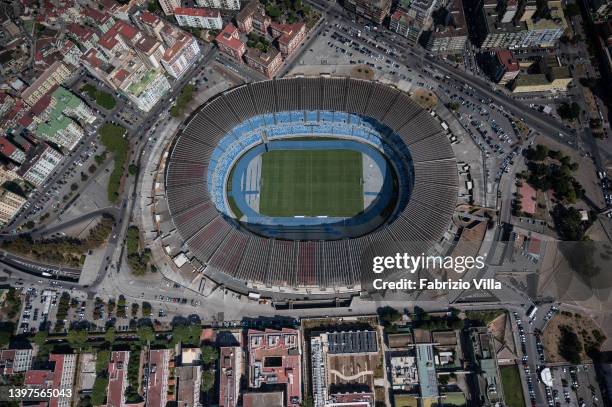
<box><xmin>547</xmin><ymin>365</ymin><xmax>603</xmax><ymax>407</ymax></box>
<box><xmin>436</xmin><ymin>77</ymin><xmax>527</xmax><ymax>185</ymax></box>
<box><xmin>16</xmin><ymin>285</ymin><xmax>62</xmax><ymax>334</ymax></box>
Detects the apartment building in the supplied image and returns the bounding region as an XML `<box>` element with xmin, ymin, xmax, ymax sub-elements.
<box><xmin>146</xmin><ymin>349</ymin><xmax>171</xmax><ymax>407</ymax></box>
<box><xmin>237</xmin><ymin>1</ymin><xmax>271</xmax><ymax>35</ymax></box>
<box><xmin>247</xmin><ymin>328</ymin><xmax>302</xmax><ymax>406</ymax></box>
<box><xmin>66</xmin><ymin>23</ymin><xmax>100</xmax><ymax>53</ymax></box>
<box><xmin>159</xmin><ymin>0</ymin><xmax>181</xmax><ymax>15</ymax></box>
<box><xmin>343</xmin><ymin>0</ymin><xmax>392</xmax><ymax>24</ymax></box>
<box><xmin>0</xmin><ymin>349</ymin><xmax>33</xmax><ymax>375</ymax></box>
<box><xmin>174</xmin><ymin>7</ymin><xmax>223</xmax><ymax>30</ymax></box>
<box><xmin>219</xmin><ymin>346</ymin><xmax>243</xmax><ymax>407</ymax></box>
<box><xmin>21</xmin><ymin>61</ymin><xmax>72</xmax><ymax>107</ymax></box>
<box><xmin>107</xmin><ymin>351</ymin><xmax>130</xmax><ymax>407</ymax></box>
<box><xmin>0</xmin><ymin>137</ymin><xmax>26</xmax><ymax>164</ymax></box>
<box><xmin>475</xmin><ymin>0</ymin><xmax>567</xmax><ymax>49</ymax></box>
<box><xmin>216</xmin><ymin>24</ymin><xmax>246</xmax><ymax>61</ymax></box>
<box><xmin>160</xmin><ymin>28</ymin><xmax>202</xmax><ymax>78</ymax></box>
<box><xmin>17</xmin><ymin>142</ymin><xmax>63</xmax><ymax>186</ymax></box>
<box><xmin>0</xmin><ymin>189</ymin><xmax>26</xmax><ymax>224</ymax></box>
<box><xmin>245</xmin><ymin>47</ymin><xmax>283</xmax><ymax>78</ymax></box>
<box><xmin>197</xmin><ymin>0</ymin><xmax>241</xmax><ymax>10</ymax></box>
<box><xmin>427</xmin><ymin>0</ymin><xmax>469</xmax><ymax>54</ymax></box>
<box><xmin>270</xmin><ymin>22</ymin><xmax>306</xmax><ymax>56</ymax></box>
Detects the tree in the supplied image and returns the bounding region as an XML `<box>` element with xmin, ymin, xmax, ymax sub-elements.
<box><xmin>137</xmin><ymin>326</ymin><xmax>155</xmax><ymax>344</ymax></box>
<box><xmin>104</xmin><ymin>327</ymin><xmax>116</xmax><ymax>344</ymax></box>
<box><xmin>557</xmin><ymin>102</ymin><xmax>580</xmax><ymax>120</ymax></box>
<box><xmin>128</xmin><ymin>164</ymin><xmax>139</xmax><ymax>176</ymax></box>
<box><xmin>70</xmin><ymin>183</ymin><xmax>79</xmax><ymax>191</ymax></box>
<box><xmin>107</xmin><ymin>299</ymin><xmax>115</xmax><ymax>315</ymax></box>
<box><xmin>201</xmin><ymin>370</ymin><xmax>215</xmax><ymax>392</ymax></box>
<box><xmin>172</xmin><ymin>324</ymin><xmax>202</xmax><ymax>346</ymax></box>
<box><xmin>552</xmin><ymin>204</ymin><xmax>585</xmax><ymax>240</ymax></box>
<box><xmin>147</xmin><ymin>1</ymin><xmax>161</xmax><ymax>13</ymax></box>
<box><xmin>67</xmin><ymin>329</ymin><xmax>89</xmax><ymax>352</ymax></box>
<box><xmin>532</xmin><ymin>144</ymin><xmax>549</xmax><ymax>161</ymax></box>
<box><xmin>131</xmin><ymin>303</ymin><xmax>139</xmax><ymax>318</ymax></box>
<box><xmin>558</xmin><ymin>325</ymin><xmax>582</xmax><ymax>364</ymax></box>
<box><xmin>379</xmin><ymin>306</ymin><xmax>401</xmax><ymax>326</ymax></box>
<box><xmin>142</xmin><ymin>302</ymin><xmax>152</xmax><ymax>317</ymax></box>
<box><xmin>0</xmin><ymin>328</ymin><xmax>11</xmax><ymax>347</ymax></box>
<box><xmin>201</xmin><ymin>345</ymin><xmax>219</xmax><ymax>366</ymax></box>
<box><xmin>91</xmin><ymin>376</ymin><xmax>108</xmax><ymax>405</ymax></box>
<box><xmin>446</xmin><ymin>101</ymin><xmax>460</xmax><ymax>111</ymax></box>
<box><xmin>88</xmin><ymin>164</ymin><xmax>97</xmax><ymax>174</ymax></box>
<box><xmin>32</xmin><ymin>331</ymin><xmax>48</xmax><ymax>348</ymax></box>
<box><xmin>266</xmin><ymin>4</ymin><xmax>281</xmax><ymax>19</ymax></box>
<box><xmin>95</xmin><ymin>350</ymin><xmax>110</xmax><ymax>373</ymax></box>
<box><xmin>117</xmin><ymin>295</ymin><xmax>127</xmax><ymax>318</ymax></box>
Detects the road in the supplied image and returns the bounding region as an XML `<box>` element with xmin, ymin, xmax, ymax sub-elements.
<box><xmin>3</xmin><ymin>128</ymin><xmax>100</xmax><ymax>232</ymax></box>
<box><xmin>0</xmin><ymin>251</ymin><xmax>81</xmax><ymax>281</ymax></box>
<box><xmin>303</xmin><ymin>0</ymin><xmax>596</xmax><ymax>156</ymax></box>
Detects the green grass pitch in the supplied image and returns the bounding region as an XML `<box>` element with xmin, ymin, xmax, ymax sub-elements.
<box><xmin>259</xmin><ymin>149</ymin><xmax>364</xmax><ymax>217</ymax></box>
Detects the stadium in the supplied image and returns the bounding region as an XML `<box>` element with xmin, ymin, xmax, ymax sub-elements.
<box><xmin>164</xmin><ymin>77</ymin><xmax>458</xmax><ymax>297</ymax></box>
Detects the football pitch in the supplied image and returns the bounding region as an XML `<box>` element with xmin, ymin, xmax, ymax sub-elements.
<box><xmin>259</xmin><ymin>149</ymin><xmax>364</xmax><ymax>217</ymax></box>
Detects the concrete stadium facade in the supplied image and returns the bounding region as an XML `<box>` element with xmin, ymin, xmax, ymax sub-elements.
<box><xmin>164</xmin><ymin>76</ymin><xmax>459</xmax><ymax>298</ymax></box>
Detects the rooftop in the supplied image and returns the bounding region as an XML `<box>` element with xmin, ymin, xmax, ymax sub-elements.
<box><xmin>107</xmin><ymin>351</ymin><xmax>129</xmax><ymax>407</ymax></box>
<box><xmin>513</xmin><ymin>73</ymin><xmax>550</xmax><ymax>87</ymax></box>
<box><xmin>391</xmin><ymin>9</ymin><xmax>417</xmax><ymax>25</ymax></box>
<box><xmin>270</xmin><ymin>22</ymin><xmax>305</xmax><ymax>45</ymax></box>
<box><xmin>67</xmin><ymin>23</ymin><xmax>95</xmax><ymax>40</ymax></box>
<box><xmin>216</xmin><ymin>24</ymin><xmax>244</xmax><ymax>52</ymax></box>
<box><xmin>174</xmin><ymin>7</ymin><xmax>221</xmax><ymax>18</ymax></box>
<box><xmin>146</xmin><ymin>349</ymin><xmax>170</xmax><ymax>407</ymax></box>
<box><xmin>245</xmin><ymin>47</ymin><xmax>281</xmax><ymax>66</ymax></box>
<box><xmin>162</xmin><ymin>31</ymin><xmax>194</xmax><ymax>63</ymax></box>
<box><xmin>126</xmin><ymin>69</ymin><xmax>157</xmax><ymax>96</ymax></box>
<box><xmin>0</xmin><ymin>137</ymin><xmax>19</xmax><ymax>156</ymax></box>
<box><xmin>432</xmin><ymin>0</ymin><xmax>468</xmax><ymax>38</ymax></box>
<box><xmin>98</xmin><ymin>20</ymin><xmax>139</xmax><ymax>51</ymax></box>
<box><xmin>327</xmin><ymin>331</ymin><xmax>378</xmax><ymax>354</ymax></box>
<box><xmin>139</xmin><ymin>10</ymin><xmax>162</xmax><ymax>26</ymax></box>
<box><xmin>82</xmin><ymin>6</ymin><xmax>112</xmax><ymax>23</ymax></box>
<box><xmin>416</xmin><ymin>344</ymin><xmax>439</xmax><ymax>398</ymax></box>
<box><xmin>242</xmin><ymin>392</ymin><xmax>284</xmax><ymax>407</ymax></box>
<box><xmin>496</xmin><ymin>50</ymin><xmax>519</xmax><ymax>72</ymax></box>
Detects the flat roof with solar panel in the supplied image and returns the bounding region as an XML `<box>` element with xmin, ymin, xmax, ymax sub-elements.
<box><xmin>327</xmin><ymin>331</ymin><xmax>378</xmax><ymax>354</ymax></box>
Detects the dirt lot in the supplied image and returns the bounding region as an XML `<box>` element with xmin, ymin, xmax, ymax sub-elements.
<box><xmin>542</xmin><ymin>312</ymin><xmax>605</xmax><ymax>363</ymax></box>
<box><xmin>350</xmin><ymin>65</ymin><xmax>374</xmax><ymax>80</ymax></box>
<box><xmin>411</xmin><ymin>87</ymin><xmax>438</xmax><ymax>109</ymax></box>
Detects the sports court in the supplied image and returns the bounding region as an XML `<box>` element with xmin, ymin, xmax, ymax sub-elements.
<box><xmin>259</xmin><ymin>149</ymin><xmax>364</xmax><ymax>217</ymax></box>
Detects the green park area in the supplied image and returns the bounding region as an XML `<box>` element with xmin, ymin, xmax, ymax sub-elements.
<box><xmin>81</xmin><ymin>84</ymin><xmax>116</xmax><ymax>110</ymax></box>
<box><xmin>126</xmin><ymin>225</ymin><xmax>152</xmax><ymax>276</ymax></box>
<box><xmin>99</xmin><ymin>123</ymin><xmax>128</xmax><ymax>203</ymax></box>
<box><xmin>1</xmin><ymin>215</ymin><xmax>115</xmax><ymax>267</ymax></box>
<box><xmin>500</xmin><ymin>365</ymin><xmax>526</xmax><ymax>407</ymax></box>
<box><xmin>170</xmin><ymin>84</ymin><xmax>195</xmax><ymax>117</ymax></box>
